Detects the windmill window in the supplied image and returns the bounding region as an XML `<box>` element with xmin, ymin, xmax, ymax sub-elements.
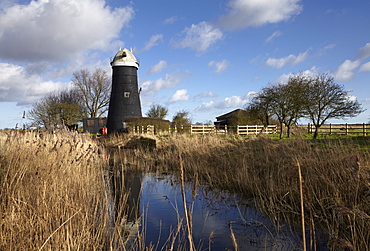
<box><xmin>124</xmin><ymin>92</ymin><xmax>130</xmax><ymax>98</ymax></box>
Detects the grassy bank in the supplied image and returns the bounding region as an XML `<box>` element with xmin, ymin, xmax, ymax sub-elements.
<box><xmin>106</xmin><ymin>134</ymin><xmax>370</xmax><ymax>250</ymax></box>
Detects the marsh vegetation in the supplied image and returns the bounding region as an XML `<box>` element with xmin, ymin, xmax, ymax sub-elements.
<box><xmin>1</xmin><ymin>130</ymin><xmax>370</xmax><ymax>250</ymax></box>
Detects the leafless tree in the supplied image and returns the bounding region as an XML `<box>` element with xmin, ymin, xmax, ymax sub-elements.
<box><xmin>72</xmin><ymin>68</ymin><xmax>111</xmax><ymax>118</ymax></box>
<box><xmin>28</xmin><ymin>89</ymin><xmax>84</xmax><ymax>128</ymax></box>
<box><xmin>302</xmin><ymin>73</ymin><xmax>364</xmax><ymax>138</ymax></box>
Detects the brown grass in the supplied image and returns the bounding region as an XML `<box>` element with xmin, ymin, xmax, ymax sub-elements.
<box><xmin>2</xmin><ymin>130</ymin><xmax>370</xmax><ymax>250</ymax></box>
<box><xmin>111</xmin><ymin>133</ymin><xmax>370</xmax><ymax>250</ymax></box>
<box><xmin>0</xmin><ymin>130</ymin><xmax>116</xmax><ymax>250</ymax></box>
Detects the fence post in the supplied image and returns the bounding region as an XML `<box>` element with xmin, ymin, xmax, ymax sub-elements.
<box><xmin>363</xmin><ymin>123</ymin><xmax>366</xmax><ymax>136</ymax></box>
<box><xmin>308</xmin><ymin>123</ymin><xmax>310</xmax><ymax>134</ymax></box>
<box><xmin>345</xmin><ymin>123</ymin><xmax>348</xmax><ymax>135</ymax></box>
<box><xmin>329</xmin><ymin>124</ymin><xmax>332</xmax><ymax>135</ymax></box>
<box><xmin>225</xmin><ymin>125</ymin><xmax>228</xmax><ymax>134</ymax></box>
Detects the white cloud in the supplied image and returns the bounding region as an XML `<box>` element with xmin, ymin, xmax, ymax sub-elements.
<box><xmin>196</xmin><ymin>92</ymin><xmax>256</xmax><ymax>111</ymax></box>
<box><xmin>141</xmin><ymin>34</ymin><xmax>163</xmax><ymax>52</ymax></box>
<box><xmin>317</xmin><ymin>44</ymin><xmax>336</xmax><ymax>56</ymax></box>
<box><xmin>171</xmin><ymin>21</ymin><xmax>223</xmax><ymax>52</ymax></box>
<box><xmin>194</xmin><ymin>91</ymin><xmax>218</xmax><ymax>99</ymax></box>
<box><xmin>0</xmin><ymin>63</ymin><xmax>67</xmax><ymax>104</ymax></box>
<box><xmin>0</xmin><ymin>0</ymin><xmax>134</xmax><ymax>62</ymax></box>
<box><xmin>324</xmin><ymin>44</ymin><xmax>336</xmax><ymax>50</ymax></box>
<box><xmin>332</xmin><ymin>59</ymin><xmax>360</xmax><ymax>81</ymax></box>
<box><xmin>208</xmin><ymin>60</ymin><xmax>229</xmax><ymax>74</ymax></box>
<box><xmin>272</xmin><ymin>67</ymin><xmax>319</xmax><ymax>84</ymax></box>
<box><xmin>218</xmin><ymin>0</ymin><xmax>302</xmax><ymax>30</ymax></box>
<box><xmin>169</xmin><ymin>89</ymin><xmax>189</xmax><ymax>103</ymax></box>
<box><xmin>359</xmin><ymin>61</ymin><xmax>370</xmax><ymax>72</ymax></box>
<box><xmin>357</xmin><ymin>43</ymin><xmax>370</xmax><ymax>60</ymax></box>
<box><xmin>148</xmin><ymin>60</ymin><xmax>168</xmax><ymax>74</ymax></box>
<box><xmin>164</xmin><ymin>16</ymin><xmax>178</xmax><ymax>24</ymax></box>
<box><xmin>141</xmin><ymin>71</ymin><xmax>190</xmax><ymax>95</ymax></box>
<box><xmin>265</xmin><ymin>30</ymin><xmax>282</xmax><ymax>42</ymax></box>
<box><xmin>346</xmin><ymin>93</ymin><xmax>358</xmax><ymax>102</ymax></box>
<box><xmin>265</xmin><ymin>51</ymin><xmax>308</xmax><ymax>68</ymax></box>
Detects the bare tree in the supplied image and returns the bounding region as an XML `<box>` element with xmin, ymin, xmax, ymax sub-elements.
<box><xmin>302</xmin><ymin>73</ymin><xmax>364</xmax><ymax>138</ymax></box>
<box><xmin>72</xmin><ymin>68</ymin><xmax>111</xmax><ymax>118</ymax></box>
<box><xmin>278</xmin><ymin>74</ymin><xmax>308</xmax><ymax>138</ymax></box>
<box><xmin>247</xmin><ymin>91</ymin><xmax>276</xmax><ymax>127</ymax></box>
<box><xmin>247</xmin><ymin>74</ymin><xmax>308</xmax><ymax>138</ymax></box>
<box><xmin>250</xmin><ymin>73</ymin><xmax>364</xmax><ymax>139</ymax></box>
<box><xmin>28</xmin><ymin>89</ymin><xmax>84</xmax><ymax>128</ymax></box>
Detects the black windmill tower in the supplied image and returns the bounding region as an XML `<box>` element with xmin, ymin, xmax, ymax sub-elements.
<box><xmin>107</xmin><ymin>48</ymin><xmax>142</xmax><ymax>133</ymax></box>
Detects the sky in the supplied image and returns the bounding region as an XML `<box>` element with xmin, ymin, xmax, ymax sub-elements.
<box><xmin>0</xmin><ymin>0</ymin><xmax>370</xmax><ymax>129</ymax></box>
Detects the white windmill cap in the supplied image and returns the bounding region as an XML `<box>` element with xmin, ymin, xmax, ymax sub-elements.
<box><xmin>111</xmin><ymin>48</ymin><xmax>139</xmax><ymax>68</ymax></box>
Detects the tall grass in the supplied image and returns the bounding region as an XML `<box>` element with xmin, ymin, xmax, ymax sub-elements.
<box><xmin>2</xmin><ymin>130</ymin><xmax>370</xmax><ymax>250</ymax></box>
<box><xmin>0</xmin><ymin>130</ymin><xmax>118</xmax><ymax>250</ymax></box>
<box><xmin>112</xmin><ymin>134</ymin><xmax>370</xmax><ymax>250</ymax></box>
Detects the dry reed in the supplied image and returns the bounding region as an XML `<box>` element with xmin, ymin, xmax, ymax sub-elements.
<box><xmin>5</xmin><ymin>130</ymin><xmax>369</xmax><ymax>250</ymax></box>
<box><xmin>115</xmin><ymin>133</ymin><xmax>370</xmax><ymax>250</ymax></box>
<box><xmin>0</xmin><ymin>129</ymin><xmax>124</xmax><ymax>250</ymax></box>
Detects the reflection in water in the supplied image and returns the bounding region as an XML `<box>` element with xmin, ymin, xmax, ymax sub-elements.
<box><xmin>123</xmin><ymin>171</ymin><xmax>141</xmax><ymax>222</ymax></box>
<box><xmin>109</xmin><ymin>168</ymin><xmax>142</xmax><ymax>244</ymax></box>
<box><xmin>140</xmin><ymin>173</ymin><xmax>304</xmax><ymax>251</ymax></box>
<box><xmin>108</xmin><ymin>171</ymin><xmax>326</xmax><ymax>250</ymax></box>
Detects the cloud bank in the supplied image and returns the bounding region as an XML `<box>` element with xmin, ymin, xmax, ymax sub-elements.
<box><xmin>148</xmin><ymin>60</ymin><xmax>168</xmax><ymax>74</ymax></box>
<box><xmin>218</xmin><ymin>0</ymin><xmax>302</xmax><ymax>30</ymax></box>
<box><xmin>196</xmin><ymin>92</ymin><xmax>256</xmax><ymax>111</ymax></box>
<box><xmin>141</xmin><ymin>72</ymin><xmax>190</xmax><ymax>95</ymax></box>
<box><xmin>169</xmin><ymin>89</ymin><xmax>189</xmax><ymax>103</ymax></box>
<box><xmin>208</xmin><ymin>60</ymin><xmax>229</xmax><ymax>74</ymax></box>
<box><xmin>0</xmin><ymin>63</ymin><xmax>66</xmax><ymax>104</ymax></box>
<box><xmin>265</xmin><ymin>51</ymin><xmax>308</xmax><ymax>69</ymax></box>
<box><xmin>0</xmin><ymin>0</ymin><xmax>134</xmax><ymax>62</ymax></box>
<box><xmin>0</xmin><ymin>0</ymin><xmax>134</xmax><ymax>103</ymax></box>
<box><xmin>171</xmin><ymin>21</ymin><xmax>223</xmax><ymax>52</ymax></box>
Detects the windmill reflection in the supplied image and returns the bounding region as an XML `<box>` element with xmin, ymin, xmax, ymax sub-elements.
<box><xmin>111</xmin><ymin>168</ymin><xmax>142</xmax><ymax>238</ymax></box>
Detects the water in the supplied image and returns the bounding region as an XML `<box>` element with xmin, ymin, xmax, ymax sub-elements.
<box><xmin>134</xmin><ymin>173</ymin><xmax>303</xmax><ymax>250</ymax></box>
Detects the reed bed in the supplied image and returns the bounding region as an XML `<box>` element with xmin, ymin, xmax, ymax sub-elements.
<box><xmin>112</xmin><ymin>133</ymin><xmax>370</xmax><ymax>250</ymax></box>
<box><xmin>0</xmin><ymin>130</ymin><xmax>122</xmax><ymax>250</ymax></box>
<box><xmin>2</xmin><ymin>130</ymin><xmax>370</xmax><ymax>250</ymax></box>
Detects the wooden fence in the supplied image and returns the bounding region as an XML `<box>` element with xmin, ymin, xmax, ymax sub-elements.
<box><xmin>130</xmin><ymin>123</ymin><xmax>370</xmax><ymax>136</ymax></box>
<box><xmin>236</xmin><ymin>125</ymin><xmax>277</xmax><ymax>135</ymax></box>
<box><xmin>132</xmin><ymin>125</ymin><xmax>155</xmax><ymax>134</ymax></box>
<box><xmin>307</xmin><ymin>123</ymin><xmax>370</xmax><ymax>136</ymax></box>
<box><xmin>131</xmin><ymin>124</ymin><xmax>278</xmax><ymax>135</ymax></box>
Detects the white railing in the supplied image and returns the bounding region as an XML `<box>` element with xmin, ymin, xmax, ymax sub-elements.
<box><xmin>131</xmin><ymin>124</ymin><xmax>278</xmax><ymax>135</ymax></box>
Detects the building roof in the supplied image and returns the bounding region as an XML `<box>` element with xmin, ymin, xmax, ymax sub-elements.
<box><xmin>215</xmin><ymin>109</ymin><xmax>247</xmax><ymax>120</ymax></box>
<box><xmin>111</xmin><ymin>48</ymin><xmax>139</xmax><ymax>68</ymax></box>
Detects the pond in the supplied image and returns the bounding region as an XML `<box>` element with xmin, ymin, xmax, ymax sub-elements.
<box><xmin>118</xmin><ymin>172</ymin><xmax>309</xmax><ymax>250</ymax></box>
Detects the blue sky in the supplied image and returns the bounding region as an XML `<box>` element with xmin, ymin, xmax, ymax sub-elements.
<box><xmin>0</xmin><ymin>0</ymin><xmax>370</xmax><ymax>129</ymax></box>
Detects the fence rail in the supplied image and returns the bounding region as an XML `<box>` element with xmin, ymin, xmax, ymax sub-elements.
<box><xmin>306</xmin><ymin>123</ymin><xmax>370</xmax><ymax>136</ymax></box>
<box><xmin>130</xmin><ymin>124</ymin><xmax>278</xmax><ymax>135</ymax></box>
<box><xmin>237</xmin><ymin>125</ymin><xmax>277</xmax><ymax>135</ymax></box>
<box><xmin>130</xmin><ymin>123</ymin><xmax>370</xmax><ymax>136</ymax></box>
<box><xmin>132</xmin><ymin>125</ymin><xmax>154</xmax><ymax>134</ymax></box>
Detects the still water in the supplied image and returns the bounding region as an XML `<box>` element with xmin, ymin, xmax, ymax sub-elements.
<box><xmin>127</xmin><ymin>172</ymin><xmax>304</xmax><ymax>250</ymax></box>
